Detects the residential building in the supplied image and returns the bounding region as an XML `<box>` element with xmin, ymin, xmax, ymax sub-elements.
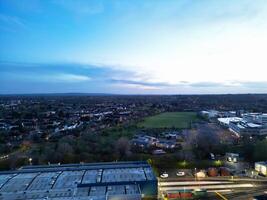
<box><xmin>226</xmin><ymin>153</ymin><xmax>239</xmax><ymax>163</ymax></box>
<box><xmin>255</xmin><ymin>161</ymin><xmax>267</xmax><ymax>176</ymax></box>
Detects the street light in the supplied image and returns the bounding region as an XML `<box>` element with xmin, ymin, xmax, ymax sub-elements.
<box><xmin>182</xmin><ymin>160</ymin><xmax>187</xmax><ymax>168</ymax></box>
<box><xmin>194</xmin><ymin>168</ymin><xmax>197</xmax><ymax>181</ymax></box>
<box><xmin>29</xmin><ymin>157</ymin><xmax>32</xmax><ymax>165</ymax></box>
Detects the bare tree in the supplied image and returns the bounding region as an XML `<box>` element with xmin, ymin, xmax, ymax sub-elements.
<box><xmin>115</xmin><ymin>137</ymin><xmax>130</xmax><ymax>159</ymax></box>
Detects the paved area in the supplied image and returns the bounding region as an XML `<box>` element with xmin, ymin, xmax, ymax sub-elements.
<box><xmin>158</xmin><ymin>177</ymin><xmax>267</xmax><ymax>200</ymax></box>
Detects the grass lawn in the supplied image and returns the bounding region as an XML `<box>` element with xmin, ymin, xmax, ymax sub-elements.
<box><xmin>138</xmin><ymin>112</ymin><xmax>199</xmax><ymax>129</ymax></box>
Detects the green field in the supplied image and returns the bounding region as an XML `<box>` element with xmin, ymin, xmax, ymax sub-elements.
<box><xmin>138</xmin><ymin>112</ymin><xmax>198</xmax><ymax>129</ymax></box>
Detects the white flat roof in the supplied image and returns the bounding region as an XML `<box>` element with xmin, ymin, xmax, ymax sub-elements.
<box><xmin>247</xmin><ymin>123</ymin><xmax>262</xmax><ymax>128</ymax></box>
<box><xmin>218</xmin><ymin>117</ymin><xmax>242</xmax><ymax>125</ymax></box>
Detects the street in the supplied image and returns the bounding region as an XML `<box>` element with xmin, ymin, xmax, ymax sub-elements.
<box><xmin>158</xmin><ymin>177</ymin><xmax>267</xmax><ymax>199</ymax></box>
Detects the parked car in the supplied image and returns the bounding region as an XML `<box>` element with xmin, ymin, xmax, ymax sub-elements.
<box><xmin>160</xmin><ymin>172</ymin><xmax>169</xmax><ymax>178</ymax></box>
<box><xmin>210</xmin><ymin>153</ymin><xmax>215</xmax><ymax>160</ymax></box>
<box><xmin>176</xmin><ymin>171</ymin><xmax>185</xmax><ymax>177</ymax></box>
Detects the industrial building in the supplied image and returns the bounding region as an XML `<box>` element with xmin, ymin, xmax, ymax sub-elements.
<box><xmin>243</xmin><ymin>113</ymin><xmax>267</xmax><ymax>126</ymax></box>
<box><xmin>226</xmin><ymin>113</ymin><xmax>267</xmax><ymax>136</ymax></box>
<box><xmin>229</xmin><ymin>120</ymin><xmax>267</xmax><ymax>136</ymax></box>
<box><xmin>216</xmin><ymin>113</ymin><xmax>267</xmax><ymax>136</ymax></box>
<box><xmin>199</xmin><ymin>110</ymin><xmax>219</xmax><ymax>119</ymax></box>
<box><xmin>217</xmin><ymin>117</ymin><xmax>242</xmax><ymax>127</ymax></box>
<box><xmin>0</xmin><ymin>161</ymin><xmax>158</xmax><ymax>200</ymax></box>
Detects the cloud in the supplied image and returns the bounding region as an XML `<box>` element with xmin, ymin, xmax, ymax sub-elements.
<box><xmin>48</xmin><ymin>73</ymin><xmax>91</xmax><ymax>82</ymax></box>
<box><xmin>9</xmin><ymin>73</ymin><xmax>91</xmax><ymax>83</ymax></box>
<box><xmin>109</xmin><ymin>79</ymin><xmax>170</xmax><ymax>87</ymax></box>
<box><xmin>188</xmin><ymin>82</ymin><xmax>225</xmax><ymax>88</ymax></box>
<box><xmin>0</xmin><ymin>14</ymin><xmax>26</xmax><ymax>31</ymax></box>
<box><xmin>114</xmin><ymin>83</ymin><xmax>161</xmax><ymax>91</ymax></box>
<box><xmin>66</xmin><ymin>0</ymin><xmax>267</xmax><ymax>88</ymax></box>
<box><xmin>239</xmin><ymin>81</ymin><xmax>267</xmax><ymax>89</ymax></box>
<box><xmin>1</xmin><ymin>61</ymin><xmax>267</xmax><ymax>94</ymax></box>
<box><xmin>0</xmin><ymin>62</ymin><xmax>92</xmax><ymax>83</ymax></box>
<box><xmin>110</xmin><ymin>77</ymin><xmax>267</xmax><ymax>92</ymax></box>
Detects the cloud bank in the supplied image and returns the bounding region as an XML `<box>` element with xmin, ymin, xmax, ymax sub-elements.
<box><xmin>0</xmin><ymin>62</ymin><xmax>267</xmax><ymax>94</ymax></box>
<box><xmin>1</xmin><ymin>0</ymin><xmax>267</xmax><ymax>94</ymax></box>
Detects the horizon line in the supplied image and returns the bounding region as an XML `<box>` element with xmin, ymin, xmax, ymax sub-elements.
<box><xmin>0</xmin><ymin>92</ymin><xmax>266</xmax><ymax>96</ymax></box>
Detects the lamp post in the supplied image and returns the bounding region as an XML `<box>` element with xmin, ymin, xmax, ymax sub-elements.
<box><xmin>29</xmin><ymin>157</ymin><xmax>32</xmax><ymax>165</ymax></box>
<box><xmin>194</xmin><ymin>168</ymin><xmax>197</xmax><ymax>181</ymax></box>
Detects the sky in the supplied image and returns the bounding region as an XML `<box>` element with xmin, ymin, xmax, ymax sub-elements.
<box><xmin>1</xmin><ymin>0</ymin><xmax>267</xmax><ymax>94</ymax></box>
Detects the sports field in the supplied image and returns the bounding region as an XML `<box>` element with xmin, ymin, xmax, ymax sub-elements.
<box><xmin>138</xmin><ymin>112</ymin><xmax>198</xmax><ymax>129</ymax></box>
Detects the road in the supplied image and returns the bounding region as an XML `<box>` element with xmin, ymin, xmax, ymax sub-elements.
<box><xmin>158</xmin><ymin>177</ymin><xmax>267</xmax><ymax>199</ymax></box>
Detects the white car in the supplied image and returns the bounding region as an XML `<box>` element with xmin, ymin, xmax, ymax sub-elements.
<box><xmin>176</xmin><ymin>171</ymin><xmax>185</xmax><ymax>176</ymax></box>
<box><xmin>160</xmin><ymin>172</ymin><xmax>169</xmax><ymax>178</ymax></box>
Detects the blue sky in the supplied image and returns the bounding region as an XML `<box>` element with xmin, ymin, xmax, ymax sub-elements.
<box><xmin>1</xmin><ymin>0</ymin><xmax>267</xmax><ymax>94</ymax></box>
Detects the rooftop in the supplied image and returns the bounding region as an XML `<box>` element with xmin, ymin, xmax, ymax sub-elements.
<box><xmin>255</xmin><ymin>161</ymin><xmax>267</xmax><ymax>166</ymax></box>
<box><xmin>0</xmin><ymin>161</ymin><xmax>156</xmax><ymax>200</ymax></box>
<box><xmin>218</xmin><ymin>117</ymin><xmax>242</xmax><ymax>125</ymax></box>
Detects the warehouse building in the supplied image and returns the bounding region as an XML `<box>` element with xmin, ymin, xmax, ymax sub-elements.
<box><xmin>243</xmin><ymin>113</ymin><xmax>267</xmax><ymax>126</ymax></box>
<box><xmin>216</xmin><ymin>113</ymin><xmax>267</xmax><ymax>136</ymax></box>
<box><xmin>229</xmin><ymin>120</ymin><xmax>267</xmax><ymax>136</ymax></box>
<box><xmin>217</xmin><ymin>117</ymin><xmax>242</xmax><ymax>127</ymax></box>
<box><xmin>0</xmin><ymin>161</ymin><xmax>158</xmax><ymax>200</ymax></box>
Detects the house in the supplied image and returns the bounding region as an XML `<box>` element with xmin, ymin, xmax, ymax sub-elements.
<box><xmin>0</xmin><ymin>122</ymin><xmax>9</xmax><ymax>130</ymax></box>
<box><xmin>255</xmin><ymin>161</ymin><xmax>267</xmax><ymax>176</ymax></box>
<box><xmin>162</xmin><ymin>131</ymin><xmax>182</xmax><ymax>140</ymax></box>
<box><xmin>156</xmin><ymin>140</ymin><xmax>181</xmax><ymax>150</ymax></box>
<box><xmin>152</xmin><ymin>149</ymin><xmax>166</xmax><ymax>155</ymax></box>
<box><xmin>131</xmin><ymin>135</ymin><xmax>159</xmax><ymax>149</ymax></box>
<box><xmin>131</xmin><ymin>138</ymin><xmax>150</xmax><ymax>149</ymax></box>
<box><xmin>226</xmin><ymin>153</ymin><xmax>239</xmax><ymax>163</ymax></box>
<box><xmin>22</xmin><ymin>120</ymin><xmax>36</xmax><ymax>130</ymax></box>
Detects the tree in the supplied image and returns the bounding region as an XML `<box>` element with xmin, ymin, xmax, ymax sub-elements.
<box><xmin>57</xmin><ymin>142</ymin><xmax>74</xmax><ymax>154</ymax></box>
<box><xmin>252</xmin><ymin>140</ymin><xmax>267</xmax><ymax>162</ymax></box>
<box><xmin>193</xmin><ymin>130</ymin><xmax>220</xmax><ymax>159</ymax></box>
<box><xmin>115</xmin><ymin>137</ymin><xmax>130</xmax><ymax>159</ymax></box>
